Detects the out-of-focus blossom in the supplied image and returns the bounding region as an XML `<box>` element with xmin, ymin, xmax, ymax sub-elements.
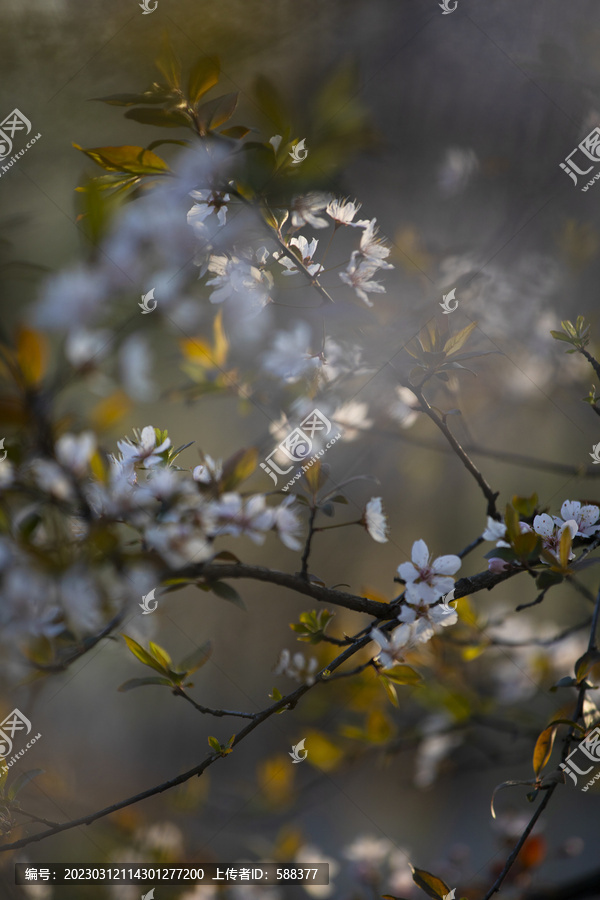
<box><xmin>398</xmin><ymin>540</ymin><xmax>461</xmax><ymax>605</ymax></box>
<box><xmin>193</xmin><ymin>455</ymin><xmax>223</xmax><ymax>485</ymax></box>
<box><xmin>58</xmin><ymin>567</ymin><xmax>103</xmax><ymax>636</ymax></box>
<box><xmin>272</xmin><ymin>496</ymin><xmax>303</xmax><ymax>550</ymax></box>
<box><xmin>30</xmin><ymin>459</ymin><xmax>74</xmax><ymax>501</ymax></box>
<box><xmin>415</xmin><ymin>715</ymin><xmax>462</xmax><ymax>788</ymax></box>
<box><xmin>206</xmin><ymin>253</ymin><xmax>273</xmax><ymax>316</ymax></box>
<box><xmin>0</xmin><ymin>459</ymin><xmax>15</xmax><ymax>489</ymax></box>
<box><xmin>144</xmin><ymin>521</ymin><xmax>213</xmax><ymax>569</ymax></box>
<box><xmin>363</xmin><ymin>497</ymin><xmax>388</xmax><ymax>543</ymax></box>
<box><xmin>187</xmin><ymin>189</ymin><xmax>230</xmax><ymax>234</ymax></box>
<box><xmin>397</xmin><ymin>598</ymin><xmax>458</xmax><ymax>644</ymax></box>
<box><xmin>290</xmin><ymin>193</ymin><xmax>331</xmax><ymax>229</ymax></box>
<box><xmin>274</xmin><ymin>649</ymin><xmax>318</xmax><ymax>684</ymax></box>
<box><xmin>210</xmin><ymin>493</ymin><xmax>274</xmax><ymax>543</ymax></box>
<box><xmin>339</xmin><ymin>251</ymin><xmax>386</xmax><ymax>306</ymax></box>
<box><xmin>332</xmin><ymin>400</ymin><xmax>370</xmax><ymax>440</ymax></box>
<box><xmin>358</xmin><ymin>219</ymin><xmax>394</xmax><ymax>269</ymax></box>
<box><xmin>65</xmin><ymin>328</ymin><xmax>112</xmax><ymax>370</ymax></box>
<box><xmin>119</xmin><ymin>333</ymin><xmax>156</xmax><ymax>403</ymax></box>
<box><xmin>55</xmin><ymin>431</ymin><xmax>96</xmax><ymax>477</ymax></box>
<box><xmin>437</xmin><ymin>147</ymin><xmax>479</xmax><ymax>196</ymax></box>
<box><xmin>295</xmin><ymin>845</ymin><xmax>339</xmax><ymax>898</ymax></box>
<box><xmin>261</xmin><ymin>322</ymin><xmax>320</xmax><ymax>383</ymax></box>
<box><xmin>389</xmin><ymin>386</ymin><xmax>418</xmax><ymax>428</ymax></box>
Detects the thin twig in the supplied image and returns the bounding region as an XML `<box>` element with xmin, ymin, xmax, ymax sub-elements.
<box><xmin>173</xmin><ymin>688</ymin><xmax>256</xmax><ymax>719</ymax></box>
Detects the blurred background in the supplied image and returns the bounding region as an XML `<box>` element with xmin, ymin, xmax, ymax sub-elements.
<box><xmin>1</xmin><ymin>0</ymin><xmax>600</xmax><ymax>897</ymax></box>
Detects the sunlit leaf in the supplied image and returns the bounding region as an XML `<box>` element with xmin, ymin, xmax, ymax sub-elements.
<box><xmin>149</xmin><ymin>641</ymin><xmax>173</xmax><ymax>670</ymax></box>
<box><xmin>532</xmin><ymin>725</ymin><xmax>556</xmax><ymax>777</ymax></box>
<box><xmin>156</xmin><ymin>33</ymin><xmax>181</xmax><ymax>90</ymax></box>
<box><xmin>410</xmin><ymin>866</ymin><xmax>451</xmax><ymax>900</ymax></box>
<box><xmin>122</xmin><ymin>634</ymin><xmax>169</xmax><ymax>675</ymax></box>
<box><xmin>188</xmin><ymin>56</ymin><xmax>220</xmax><ymax>104</ymax></box>
<box><xmin>443</xmin><ymin>322</ymin><xmax>478</xmax><ymax>357</ymax></box>
<box><xmin>74</xmin><ymin>144</ymin><xmax>170</xmax><ymax>175</ymax></box>
<box><xmin>17</xmin><ymin>328</ymin><xmax>48</xmax><ymax>386</ymax></box>
<box><xmin>220</xmin><ymin>447</ymin><xmax>257</xmax><ymax>491</ymax></box>
<box><xmin>197</xmin><ymin>92</ymin><xmax>239</xmax><ymax>132</ymax></box>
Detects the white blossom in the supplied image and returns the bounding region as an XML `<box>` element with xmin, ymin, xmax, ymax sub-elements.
<box><xmin>554</xmin><ymin>500</ymin><xmax>600</xmax><ymax>538</ymax></box>
<box><xmin>272</xmin><ymin>496</ymin><xmax>303</xmax><ymax>550</ymax></box>
<box><xmin>187</xmin><ymin>189</ymin><xmax>230</xmax><ymax>234</ymax></box>
<box><xmin>65</xmin><ymin>328</ymin><xmax>112</xmax><ymax>369</ymax></box>
<box><xmin>210</xmin><ymin>493</ymin><xmax>274</xmax><ymax>544</ymax></box>
<box><xmin>275</xmin><ymin>235</ymin><xmax>323</xmax><ymax>277</ymax></box>
<box><xmin>398</xmin><ymin>539</ymin><xmax>461</xmax><ymax>605</ymax></box>
<box><xmin>193</xmin><ymin>455</ymin><xmax>223</xmax><ymax>485</ymax></box>
<box><xmin>339</xmin><ymin>251</ymin><xmax>386</xmax><ymax>306</ymax></box>
<box><xmin>370</xmin><ymin>625</ymin><xmax>415</xmax><ymax>668</ymax></box>
<box><xmin>274</xmin><ymin>649</ymin><xmax>318</xmax><ymax>684</ymax></box>
<box><xmin>523</xmin><ymin>514</ymin><xmax>578</xmax><ymax>563</ymax></box>
<box><xmin>117</xmin><ymin>426</ymin><xmax>171</xmax><ymax>469</ymax></box>
<box><xmin>290</xmin><ymin>193</ymin><xmax>331</xmax><ymax>229</ymax></box>
<box><xmin>363</xmin><ymin>497</ymin><xmax>388</xmax><ymax>543</ymax></box>
<box><xmin>55</xmin><ymin>431</ymin><xmax>96</xmax><ymax>477</ymax></box>
<box><xmin>206</xmin><ymin>253</ymin><xmax>273</xmax><ymax>316</ymax></box>
<box><xmin>261</xmin><ymin>322</ymin><xmax>320</xmax><ymax>383</ymax></box>
<box><xmin>389</xmin><ymin>386</ymin><xmax>418</xmax><ymax>428</ymax></box>
<box><xmin>358</xmin><ymin>218</ymin><xmax>394</xmax><ymax>269</ymax></box>
<box><xmin>326</xmin><ymin>197</ymin><xmax>367</xmax><ymax>227</ymax></box>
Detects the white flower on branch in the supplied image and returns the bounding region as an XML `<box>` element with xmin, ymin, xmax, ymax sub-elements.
<box><xmin>397</xmin><ymin>598</ymin><xmax>458</xmax><ymax>644</ymax></box>
<box><xmin>275</xmin><ymin>235</ymin><xmax>324</xmax><ymax>277</ymax></box>
<box><xmin>187</xmin><ymin>189</ymin><xmax>230</xmax><ymax>234</ymax></box>
<box><xmin>389</xmin><ymin>385</ymin><xmax>419</xmax><ymax>428</ymax></box>
<box><xmin>362</xmin><ymin>497</ymin><xmax>389</xmax><ymax>543</ymax></box>
<box><xmin>332</xmin><ymin>400</ymin><xmax>371</xmax><ymax>440</ymax></box>
<box><xmin>326</xmin><ymin>197</ymin><xmax>368</xmax><ymax>228</ymax></box>
<box><xmin>370</xmin><ymin>625</ymin><xmax>416</xmax><ymax>668</ymax></box>
<box><xmin>522</xmin><ymin>514</ymin><xmax>578</xmax><ymax>563</ymax></box>
<box><xmin>358</xmin><ymin>218</ymin><xmax>394</xmax><ymax>269</ymax></box>
<box><xmin>272</xmin><ymin>496</ymin><xmax>303</xmax><ymax>550</ymax></box>
<box><xmin>554</xmin><ymin>500</ymin><xmax>600</xmax><ymax>538</ymax></box>
<box><xmin>118</xmin><ymin>426</ymin><xmax>171</xmax><ymax>470</ymax></box>
<box><xmin>397</xmin><ymin>539</ymin><xmax>461</xmax><ymax>605</ymax></box>
<box><xmin>339</xmin><ymin>251</ymin><xmax>386</xmax><ymax>306</ymax></box>
<box><xmin>482</xmin><ymin>515</ymin><xmax>508</xmax><ymax>544</ymax></box>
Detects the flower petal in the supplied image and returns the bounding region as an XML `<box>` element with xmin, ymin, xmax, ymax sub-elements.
<box><xmin>411</xmin><ymin>539</ymin><xmax>430</xmax><ymax>568</ymax></box>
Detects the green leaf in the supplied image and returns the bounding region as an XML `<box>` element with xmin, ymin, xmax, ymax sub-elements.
<box><xmin>156</xmin><ymin>34</ymin><xmax>181</xmax><ymax>90</ymax></box>
<box><xmin>443</xmin><ymin>322</ymin><xmax>478</xmax><ymax>357</ymax></box>
<box><xmin>178</xmin><ymin>640</ymin><xmax>212</xmax><ymax>674</ymax></box>
<box><xmin>124</xmin><ymin>107</ymin><xmax>192</xmax><ymax>129</ymax></box>
<box><xmin>74</xmin><ymin>144</ymin><xmax>170</xmax><ymax>175</ymax></box>
<box><xmin>410</xmin><ymin>866</ymin><xmax>451</xmax><ymax>900</ymax></box>
<box><xmin>219</xmin><ymin>447</ymin><xmax>257</xmax><ymax>491</ymax></box>
<box><xmin>118</xmin><ymin>676</ymin><xmax>174</xmax><ymax>692</ymax></box>
<box><xmin>220</xmin><ymin>125</ymin><xmax>251</xmax><ymax>140</ymax></box>
<box><xmin>122</xmin><ymin>634</ymin><xmax>169</xmax><ymax>675</ymax></box>
<box><xmin>379</xmin><ymin>675</ymin><xmax>398</xmax><ymax>707</ymax></box>
<box><xmin>188</xmin><ymin>57</ymin><xmax>220</xmax><ymax>104</ymax></box>
<box><xmin>575</xmin><ymin>650</ymin><xmax>600</xmax><ymax>682</ymax></box>
<box><xmin>149</xmin><ymin>641</ymin><xmax>173</xmax><ymax>670</ymax></box>
<box><xmin>208</xmin><ymin>735</ymin><xmax>221</xmax><ymax>753</ymax></box>
<box><xmin>512</xmin><ymin>493</ymin><xmax>538</xmax><ymax>517</ymax></box>
<box><xmin>383</xmin><ymin>665</ymin><xmax>423</xmax><ymax>685</ymax></box>
<box><xmin>209</xmin><ymin>581</ymin><xmax>245</xmax><ymax>609</ymax></box>
<box><xmin>7</xmin><ymin>769</ymin><xmax>44</xmax><ymax>801</ymax></box>
<box><xmin>197</xmin><ymin>92</ymin><xmax>239</xmax><ymax>132</ymax></box>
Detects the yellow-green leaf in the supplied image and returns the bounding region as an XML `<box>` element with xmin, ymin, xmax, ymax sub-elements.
<box><xmin>410</xmin><ymin>866</ymin><xmax>451</xmax><ymax>900</ymax></box>
<box><xmin>188</xmin><ymin>56</ymin><xmax>220</xmax><ymax>104</ymax></box>
<box><xmin>122</xmin><ymin>634</ymin><xmax>169</xmax><ymax>675</ymax></box>
<box><xmin>383</xmin><ymin>665</ymin><xmax>423</xmax><ymax>685</ymax></box>
<box><xmin>74</xmin><ymin>144</ymin><xmax>170</xmax><ymax>175</ymax></box>
<box><xmin>156</xmin><ymin>33</ymin><xmax>181</xmax><ymax>89</ymax></box>
<box><xmin>220</xmin><ymin>447</ymin><xmax>257</xmax><ymax>491</ymax></box>
<box><xmin>17</xmin><ymin>328</ymin><xmax>49</xmax><ymax>386</ymax></box>
<box><xmin>179</xmin><ymin>640</ymin><xmax>212</xmax><ymax>674</ymax></box>
<box><xmin>149</xmin><ymin>641</ymin><xmax>173</xmax><ymax>670</ymax></box>
<box><xmin>443</xmin><ymin>321</ymin><xmax>478</xmax><ymax>357</ymax></box>
<box><xmin>532</xmin><ymin>725</ymin><xmax>557</xmax><ymax>777</ymax></box>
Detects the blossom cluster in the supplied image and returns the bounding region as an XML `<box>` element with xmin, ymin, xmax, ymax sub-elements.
<box><xmin>371</xmin><ymin>540</ymin><xmax>461</xmax><ymax>667</ymax></box>
<box><xmin>0</xmin><ymin>425</ymin><xmax>303</xmax><ymax>652</ymax></box>
<box><xmin>483</xmin><ymin>499</ymin><xmax>600</xmax><ymax>572</ymax></box>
